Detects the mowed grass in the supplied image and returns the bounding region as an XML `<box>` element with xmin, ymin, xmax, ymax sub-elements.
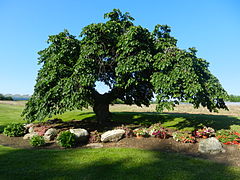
<box><xmin>0</xmin><ymin>103</ymin><xmax>25</xmax><ymax>132</ymax></box>
<box><xmin>0</xmin><ymin>146</ymin><xmax>240</xmax><ymax>180</ymax></box>
<box><xmin>50</xmin><ymin>104</ymin><xmax>240</xmax><ymax>131</ymax></box>
<box><xmin>1</xmin><ymin>101</ymin><xmax>240</xmax><ymax>179</ymax></box>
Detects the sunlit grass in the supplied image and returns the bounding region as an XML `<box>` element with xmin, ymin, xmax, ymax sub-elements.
<box><xmin>49</xmin><ymin>109</ymin><xmax>94</xmax><ymax>121</ymax></box>
<box><xmin>0</xmin><ymin>104</ymin><xmax>24</xmax><ymax>132</ymax></box>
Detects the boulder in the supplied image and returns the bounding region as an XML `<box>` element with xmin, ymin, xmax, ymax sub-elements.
<box><xmin>24</xmin><ymin>123</ymin><xmax>34</xmax><ymax>129</ymax></box>
<box><xmin>101</xmin><ymin>129</ymin><xmax>125</xmax><ymax>142</ymax></box>
<box><xmin>44</xmin><ymin>128</ymin><xmax>58</xmax><ymax>141</ymax></box>
<box><xmin>198</xmin><ymin>137</ymin><xmax>225</xmax><ymax>154</ymax></box>
<box><xmin>28</xmin><ymin>126</ymin><xmax>34</xmax><ymax>133</ymax></box>
<box><xmin>69</xmin><ymin>128</ymin><xmax>89</xmax><ymax>142</ymax></box>
<box><xmin>23</xmin><ymin>132</ymin><xmax>38</xmax><ymax>140</ymax></box>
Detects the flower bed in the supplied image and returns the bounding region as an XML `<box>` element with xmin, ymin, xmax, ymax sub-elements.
<box><xmin>216</xmin><ymin>129</ymin><xmax>240</xmax><ymax>145</ymax></box>
<box><xmin>3</xmin><ymin>120</ymin><xmax>240</xmax><ymax>148</ymax></box>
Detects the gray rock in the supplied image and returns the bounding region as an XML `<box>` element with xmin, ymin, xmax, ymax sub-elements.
<box><xmin>44</xmin><ymin>128</ymin><xmax>58</xmax><ymax>141</ymax></box>
<box><xmin>85</xmin><ymin>143</ymin><xmax>103</xmax><ymax>148</ymax></box>
<box><xmin>198</xmin><ymin>137</ymin><xmax>226</xmax><ymax>154</ymax></box>
<box><xmin>23</xmin><ymin>132</ymin><xmax>38</xmax><ymax>140</ymax></box>
<box><xmin>24</xmin><ymin>123</ymin><xmax>34</xmax><ymax>129</ymax></box>
<box><xmin>28</xmin><ymin>126</ymin><xmax>34</xmax><ymax>133</ymax></box>
<box><xmin>69</xmin><ymin>128</ymin><xmax>89</xmax><ymax>142</ymax></box>
<box><xmin>101</xmin><ymin>129</ymin><xmax>125</xmax><ymax>142</ymax></box>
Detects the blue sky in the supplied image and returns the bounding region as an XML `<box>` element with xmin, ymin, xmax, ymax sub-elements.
<box><xmin>0</xmin><ymin>0</ymin><xmax>239</xmax><ymax>95</ymax></box>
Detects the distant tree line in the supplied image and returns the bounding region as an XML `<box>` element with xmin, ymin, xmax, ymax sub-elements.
<box><xmin>228</xmin><ymin>95</ymin><xmax>240</xmax><ymax>102</ymax></box>
<box><xmin>0</xmin><ymin>94</ymin><xmax>13</xmax><ymax>101</ymax></box>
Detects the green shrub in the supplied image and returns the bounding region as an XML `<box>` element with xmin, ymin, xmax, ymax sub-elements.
<box><xmin>57</xmin><ymin>131</ymin><xmax>77</xmax><ymax>148</ymax></box>
<box><xmin>3</xmin><ymin>123</ymin><xmax>26</xmax><ymax>137</ymax></box>
<box><xmin>30</xmin><ymin>135</ymin><xmax>45</xmax><ymax>147</ymax></box>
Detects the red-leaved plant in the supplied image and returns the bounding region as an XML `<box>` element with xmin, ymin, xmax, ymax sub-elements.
<box><xmin>34</xmin><ymin>126</ymin><xmax>50</xmax><ymax>136</ymax></box>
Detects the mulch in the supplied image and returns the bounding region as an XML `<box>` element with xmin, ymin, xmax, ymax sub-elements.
<box><xmin>1</xmin><ymin>134</ymin><xmax>240</xmax><ymax>167</ymax></box>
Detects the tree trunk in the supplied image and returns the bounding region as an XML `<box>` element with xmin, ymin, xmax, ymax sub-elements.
<box><xmin>91</xmin><ymin>87</ymin><xmax>124</xmax><ymax>124</ymax></box>
<box><xmin>93</xmin><ymin>102</ymin><xmax>111</xmax><ymax>124</ymax></box>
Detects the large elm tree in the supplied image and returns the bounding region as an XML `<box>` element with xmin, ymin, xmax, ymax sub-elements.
<box><xmin>22</xmin><ymin>9</ymin><xmax>228</xmax><ymax>124</ymax></box>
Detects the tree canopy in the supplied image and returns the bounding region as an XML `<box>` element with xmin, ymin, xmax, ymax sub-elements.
<box><xmin>22</xmin><ymin>9</ymin><xmax>228</xmax><ymax>124</ymax></box>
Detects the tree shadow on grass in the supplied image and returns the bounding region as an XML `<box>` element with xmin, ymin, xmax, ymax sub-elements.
<box><xmin>110</xmin><ymin>112</ymin><xmax>240</xmax><ymax>130</ymax></box>
<box><xmin>163</xmin><ymin>113</ymin><xmax>240</xmax><ymax>130</ymax></box>
<box><xmin>0</xmin><ymin>147</ymin><xmax>239</xmax><ymax>180</ymax></box>
<box><xmin>69</xmin><ymin>111</ymin><xmax>240</xmax><ymax>131</ymax></box>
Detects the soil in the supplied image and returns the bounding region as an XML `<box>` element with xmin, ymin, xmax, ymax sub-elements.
<box><xmin>1</xmin><ymin>133</ymin><xmax>240</xmax><ymax>167</ymax></box>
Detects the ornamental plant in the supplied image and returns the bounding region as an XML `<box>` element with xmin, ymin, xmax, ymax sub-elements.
<box><xmin>172</xmin><ymin>132</ymin><xmax>196</xmax><ymax>143</ymax></box>
<box><xmin>115</xmin><ymin>125</ymin><xmax>134</xmax><ymax>138</ymax></box>
<box><xmin>133</xmin><ymin>128</ymin><xmax>149</xmax><ymax>137</ymax></box>
<box><xmin>193</xmin><ymin>126</ymin><xmax>215</xmax><ymax>138</ymax></box>
<box><xmin>148</xmin><ymin>123</ymin><xmax>168</xmax><ymax>139</ymax></box>
<box><xmin>30</xmin><ymin>135</ymin><xmax>45</xmax><ymax>147</ymax></box>
<box><xmin>22</xmin><ymin>9</ymin><xmax>228</xmax><ymax>125</ymax></box>
<box><xmin>34</xmin><ymin>125</ymin><xmax>50</xmax><ymax>136</ymax></box>
<box><xmin>3</xmin><ymin>123</ymin><xmax>26</xmax><ymax>137</ymax></box>
<box><xmin>230</xmin><ymin>125</ymin><xmax>240</xmax><ymax>135</ymax></box>
<box><xmin>151</xmin><ymin>130</ymin><xmax>168</xmax><ymax>139</ymax></box>
<box><xmin>88</xmin><ymin>130</ymin><xmax>101</xmax><ymax>143</ymax></box>
<box><xmin>57</xmin><ymin>131</ymin><xmax>77</xmax><ymax>148</ymax></box>
<box><xmin>216</xmin><ymin>129</ymin><xmax>240</xmax><ymax>145</ymax></box>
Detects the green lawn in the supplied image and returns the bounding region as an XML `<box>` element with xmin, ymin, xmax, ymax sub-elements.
<box><xmin>0</xmin><ymin>104</ymin><xmax>24</xmax><ymax>132</ymax></box>
<box><xmin>1</xmin><ymin>103</ymin><xmax>240</xmax><ymax>179</ymax></box>
<box><xmin>0</xmin><ymin>146</ymin><xmax>240</xmax><ymax>180</ymax></box>
<box><xmin>1</xmin><ymin>103</ymin><xmax>240</xmax><ymax>132</ymax></box>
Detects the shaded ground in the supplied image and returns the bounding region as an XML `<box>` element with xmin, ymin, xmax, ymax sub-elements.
<box><xmin>1</xmin><ymin>134</ymin><xmax>240</xmax><ymax>167</ymax></box>
<box><xmin>104</xmin><ymin>137</ymin><xmax>240</xmax><ymax>167</ymax></box>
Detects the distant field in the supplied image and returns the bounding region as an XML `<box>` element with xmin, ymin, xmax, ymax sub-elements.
<box><xmin>0</xmin><ymin>100</ymin><xmax>26</xmax><ymax>106</ymax></box>
<box><xmin>111</xmin><ymin>104</ymin><xmax>240</xmax><ymax>117</ymax></box>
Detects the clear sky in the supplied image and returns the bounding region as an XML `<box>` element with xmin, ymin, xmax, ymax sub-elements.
<box><xmin>0</xmin><ymin>0</ymin><xmax>239</xmax><ymax>95</ymax></box>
